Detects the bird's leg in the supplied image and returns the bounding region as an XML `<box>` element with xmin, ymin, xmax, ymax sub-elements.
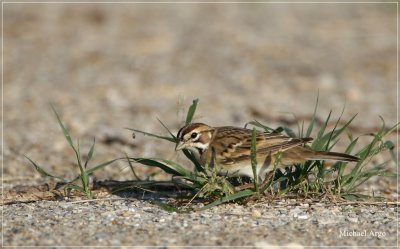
<box><xmin>258</xmin><ymin>171</ymin><xmax>276</xmax><ymax>202</ymax></box>
<box><xmin>240</xmin><ymin>172</ymin><xmax>276</xmax><ymax>204</ymax></box>
<box><xmin>234</xmin><ymin>171</ymin><xmax>275</xmax><ymax>192</ymax></box>
<box><xmin>234</xmin><ymin>182</ymin><xmax>254</xmax><ymax>191</ymax></box>
<box><xmin>259</xmin><ymin>171</ymin><xmax>274</xmax><ymax>190</ymax></box>
<box><xmin>236</xmin><ymin>172</ymin><xmax>276</xmax><ymax>204</ymax></box>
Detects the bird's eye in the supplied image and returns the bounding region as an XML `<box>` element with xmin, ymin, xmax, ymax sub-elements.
<box><xmin>191</xmin><ymin>132</ymin><xmax>198</xmax><ymax>139</ymax></box>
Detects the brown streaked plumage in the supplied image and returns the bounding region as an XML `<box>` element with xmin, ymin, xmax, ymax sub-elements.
<box><xmin>175</xmin><ymin>123</ymin><xmax>359</xmax><ymax>181</ymax></box>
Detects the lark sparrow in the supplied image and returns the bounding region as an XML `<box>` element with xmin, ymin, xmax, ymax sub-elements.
<box><xmin>175</xmin><ymin>123</ymin><xmax>359</xmax><ymax>181</ymax></box>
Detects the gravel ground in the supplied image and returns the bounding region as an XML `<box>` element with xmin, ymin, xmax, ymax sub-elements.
<box><xmin>3</xmin><ymin>195</ymin><xmax>398</xmax><ymax>247</ymax></box>
<box><xmin>3</xmin><ymin>3</ymin><xmax>398</xmax><ymax>247</ymax></box>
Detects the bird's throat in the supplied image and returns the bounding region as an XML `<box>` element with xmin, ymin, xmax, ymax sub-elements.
<box><xmin>188</xmin><ymin>142</ymin><xmax>209</xmax><ymax>162</ymax></box>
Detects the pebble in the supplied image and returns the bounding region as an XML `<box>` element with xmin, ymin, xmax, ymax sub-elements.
<box><xmin>300</xmin><ymin>203</ymin><xmax>309</xmax><ymax>208</ymax></box>
<box><xmin>345</xmin><ymin>216</ymin><xmax>359</xmax><ymax>223</ymax></box>
<box><xmin>297</xmin><ymin>214</ymin><xmax>309</xmax><ymax>220</ymax></box>
<box><xmin>251</xmin><ymin>209</ymin><xmax>262</xmax><ymax>219</ymax></box>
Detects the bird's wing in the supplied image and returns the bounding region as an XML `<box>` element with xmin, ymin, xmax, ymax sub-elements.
<box><xmin>209</xmin><ymin>127</ymin><xmax>312</xmax><ymax>165</ymax></box>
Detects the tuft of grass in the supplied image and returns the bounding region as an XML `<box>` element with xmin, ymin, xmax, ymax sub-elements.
<box><xmin>25</xmin><ymin>106</ymin><xmax>118</xmax><ymax>199</ymax></box>
<box><xmin>128</xmin><ymin>97</ymin><xmax>398</xmax><ymax>209</ymax></box>
<box><xmin>250</xmin><ymin>128</ymin><xmax>259</xmax><ymax>192</ymax></box>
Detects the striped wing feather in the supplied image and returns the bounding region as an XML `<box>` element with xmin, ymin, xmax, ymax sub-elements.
<box><xmin>207</xmin><ymin>127</ymin><xmax>312</xmax><ymax>165</ymax></box>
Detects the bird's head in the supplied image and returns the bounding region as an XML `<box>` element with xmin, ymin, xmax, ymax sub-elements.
<box><xmin>175</xmin><ymin>123</ymin><xmax>214</xmax><ymax>154</ymax></box>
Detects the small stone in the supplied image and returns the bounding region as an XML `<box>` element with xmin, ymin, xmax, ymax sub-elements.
<box><xmin>297</xmin><ymin>214</ymin><xmax>309</xmax><ymax>220</ymax></box>
<box><xmin>95</xmin><ymin>233</ymin><xmax>107</xmax><ymax>241</ymax></box>
<box><xmin>252</xmin><ymin>209</ymin><xmax>262</xmax><ymax>218</ymax></box>
<box><xmin>201</xmin><ymin>213</ymin><xmax>211</xmax><ymax>218</ymax></box>
<box><xmin>196</xmin><ymin>203</ymin><xmax>204</xmax><ymax>208</ymax></box>
<box><xmin>346</xmin><ymin>217</ymin><xmax>358</xmax><ymax>223</ymax></box>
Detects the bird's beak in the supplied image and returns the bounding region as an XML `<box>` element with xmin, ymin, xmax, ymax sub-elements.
<box><xmin>175</xmin><ymin>141</ymin><xmax>186</xmax><ymax>151</ymax></box>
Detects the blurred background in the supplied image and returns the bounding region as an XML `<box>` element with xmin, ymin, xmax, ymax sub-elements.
<box><xmin>4</xmin><ymin>3</ymin><xmax>397</xmax><ymax>184</ymax></box>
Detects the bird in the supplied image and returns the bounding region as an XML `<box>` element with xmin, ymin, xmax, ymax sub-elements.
<box><xmin>175</xmin><ymin>123</ymin><xmax>359</xmax><ymax>182</ymax></box>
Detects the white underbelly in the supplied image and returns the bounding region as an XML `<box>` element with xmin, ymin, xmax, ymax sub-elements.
<box><xmin>217</xmin><ymin>163</ymin><xmax>271</xmax><ymax>181</ymax></box>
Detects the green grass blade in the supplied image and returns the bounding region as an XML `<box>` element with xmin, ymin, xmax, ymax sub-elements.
<box><xmin>358</xmin><ymin>167</ymin><xmax>396</xmax><ymax>178</ymax></box>
<box><xmin>172</xmin><ymin>176</ymin><xmax>199</xmax><ymax>189</ymax></box>
<box><xmin>74</xmin><ymin>140</ymin><xmax>90</xmax><ymax>197</ymax></box>
<box><xmin>314</xmin><ymin>114</ymin><xmax>358</xmax><ymax>151</ymax></box>
<box><xmin>328</xmin><ymin>114</ymin><xmax>357</xmax><ymax>143</ymax></box>
<box><xmin>199</xmin><ymin>189</ymin><xmax>255</xmax><ymax>211</ymax></box>
<box><xmin>251</xmin><ymin>128</ymin><xmax>259</xmax><ymax>192</ymax></box>
<box><xmin>327</xmin><ymin>139</ymin><xmax>340</xmax><ymax>151</ymax></box>
<box><xmin>324</xmin><ymin>103</ymin><xmax>347</xmax><ymax>150</ymax></box>
<box><xmin>77</xmin><ymin>139</ymin><xmax>81</xmax><ymax>160</ymax></box>
<box><xmin>153</xmin><ymin>201</ymin><xmax>183</xmax><ymax>213</ymax></box>
<box><xmin>157</xmin><ymin>158</ymin><xmax>194</xmax><ymax>176</ymax></box>
<box><xmin>336</xmin><ymin>137</ymin><xmax>359</xmax><ymax>178</ymax></box>
<box><xmin>282</xmin><ymin>126</ymin><xmax>297</xmax><ymax>138</ymax></box>
<box><xmin>51</xmin><ymin>105</ymin><xmax>74</xmax><ymax>148</ymax></box>
<box><xmin>272</xmin><ymin>127</ymin><xmax>284</xmax><ymax>133</ymax></box>
<box><xmin>311</xmin><ymin>110</ymin><xmax>331</xmax><ymax>150</ymax></box>
<box><xmin>182</xmin><ymin>149</ymin><xmax>204</xmax><ymax>172</ymax></box>
<box><xmin>281</xmin><ymin>112</ymin><xmax>301</xmax><ymax>138</ymax></box>
<box><xmin>341</xmin><ymin>193</ymin><xmax>379</xmax><ymax>201</ymax></box>
<box><xmin>343</xmin><ymin>128</ymin><xmax>385</xmax><ymax>192</ymax></box>
<box><xmin>125</xmin><ymin>153</ymin><xmax>141</xmax><ymax>180</ymax></box>
<box><xmin>306</xmin><ymin>93</ymin><xmax>319</xmax><ymax>138</ymax></box>
<box><xmin>345</xmin><ymin>137</ymin><xmax>359</xmax><ymax>155</ymax></box>
<box><xmin>317</xmin><ymin>110</ymin><xmax>332</xmax><ymax>138</ymax></box>
<box><xmin>380</xmin><ymin>122</ymin><xmax>399</xmax><ymax>144</ymax></box>
<box><xmin>86</xmin><ymin>158</ymin><xmax>120</xmax><ymax>175</ymax></box>
<box><xmin>81</xmin><ymin>171</ymin><xmax>89</xmax><ymax>188</ymax></box>
<box><xmin>383</xmin><ymin>140</ymin><xmax>396</xmax><ymax>163</ymax></box>
<box><xmin>157</xmin><ymin>118</ymin><xmax>177</xmax><ymax>141</ymax></box>
<box><xmin>345</xmin><ymin>168</ymin><xmax>395</xmax><ymax>193</ymax></box>
<box><xmin>245</xmin><ymin>120</ymin><xmax>275</xmax><ymax>133</ymax></box>
<box><xmin>300</xmin><ymin>120</ymin><xmax>305</xmax><ymax>139</ymax></box>
<box><xmin>180</xmin><ymin>175</ymin><xmax>208</xmax><ymax>186</ymax></box>
<box><xmin>24</xmin><ymin>155</ymin><xmax>67</xmax><ymax>182</ymax></box>
<box><xmin>185</xmin><ymin>99</ymin><xmax>199</xmax><ymax>124</ymax></box>
<box><xmin>129</xmin><ymin>158</ymin><xmax>190</xmax><ymax>177</ymax></box>
<box><xmin>52</xmin><ymin>105</ymin><xmax>84</xmax><ymax>175</ymax></box>
<box><xmin>65</xmin><ymin>184</ymin><xmax>85</xmax><ymax>192</ymax></box>
<box><xmin>356</xmin><ymin>119</ymin><xmax>386</xmax><ymax>159</ymax></box>
<box><xmin>68</xmin><ymin>159</ymin><xmax>120</xmax><ymax>185</ymax></box>
<box><xmin>84</xmin><ymin>138</ymin><xmax>96</xmax><ymax>169</ymax></box>
<box><xmin>81</xmin><ymin>172</ymin><xmax>91</xmax><ymax>198</ymax></box>
<box><xmin>126</xmin><ymin>128</ymin><xmax>175</xmax><ymax>143</ymax></box>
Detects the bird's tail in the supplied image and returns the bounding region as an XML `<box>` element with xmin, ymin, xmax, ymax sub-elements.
<box><xmin>309</xmin><ymin>151</ymin><xmax>359</xmax><ymax>162</ymax></box>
